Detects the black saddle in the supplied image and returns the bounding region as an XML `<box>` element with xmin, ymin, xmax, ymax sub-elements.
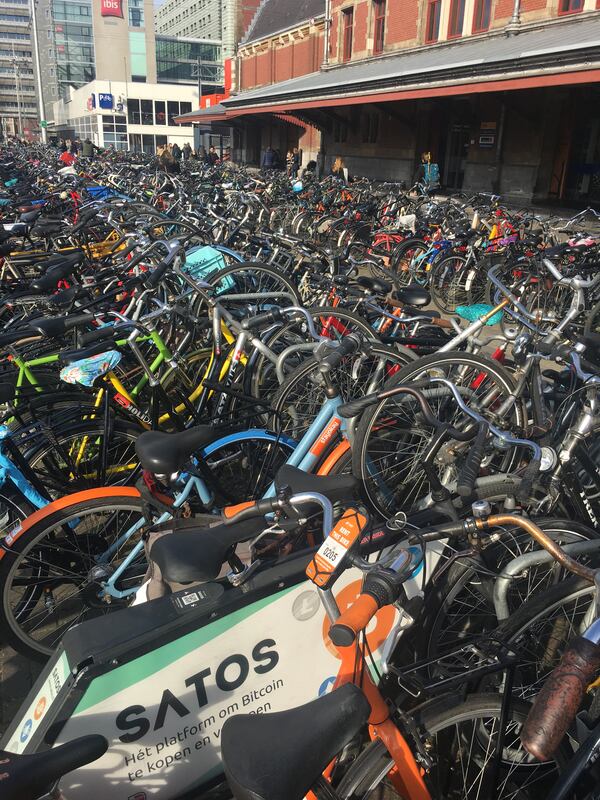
<box><xmin>30</xmin><ymin>262</ymin><xmax>77</xmax><ymax>293</ymax></box>
<box><xmin>29</xmin><ymin>313</ymin><xmax>93</xmax><ymax>340</ymax></box>
<box><xmin>394</xmin><ymin>285</ymin><xmax>430</xmax><ymax>307</ymax></box>
<box><xmin>59</xmin><ymin>340</ymin><xmax>120</xmax><ymax>366</ymax></box>
<box><xmin>135</xmin><ymin>426</ymin><xmax>221</xmax><ymax>474</ymax></box>
<box><xmin>149</xmin><ymin>515</ymin><xmax>265</xmax><ymax>584</ymax></box>
<box><xmin>274</xmin><ymin>464</ymin><xmax>358</xmax><ymax>505</ymax></box>
<box><xmin>0</xmin><ymin>735</ymin><xmax>107</xmax><ymax>800</ymax></box>
<box><xmin>222</xmin><ymin>684</ymin><xmax>371</xmax><ymax>800</ymax></box>
<box><xmin>356</xmin><ymin>275</ymin><xmax>392</xmax><ymax>295</ymax></box>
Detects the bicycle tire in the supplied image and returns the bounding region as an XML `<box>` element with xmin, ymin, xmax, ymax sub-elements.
<box><xmin>353</xmin><ymin>351</ymin><xmax>525</xmax><ymax>518</ymax></box>
<box><xmin>336</xmin><ymin>694</ymin><xmax>568</xmax><ymax>799</ymax></box>
<box><xmin>0</xmin><ymin>489</ymin><xmax>152</xmax><ymax>660</ymax></box>
<box><xmin>206</xmin><ymin>261</ymin><xmax>301</xmax><ymax>305</ymax></box>
<box><xmin>419</xmin><ymin>518</ymin><xmax>600</xmax><ymax>663</ymax></box>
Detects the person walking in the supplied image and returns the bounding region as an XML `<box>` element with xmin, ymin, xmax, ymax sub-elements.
<box><xmin>158</xmin><ymin>145</ymin><xmax>180</xmax><ymax>175</ymax></box>
<box><xmin>286</xmin><ymin>149</ymin><xmax>293</xmax><ymax>176</ymax></box>
<box><xmin>171</xmin><ymin>142</ymin><xmax>182</xmax><ymax>161</ymax></box>
<box><xmin>182</xmin><ymin>142</ymin><xmax>192</xmax><ymax>161</ymax></box>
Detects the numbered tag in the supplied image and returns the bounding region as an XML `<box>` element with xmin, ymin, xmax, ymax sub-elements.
<box><xmin>306</xmin><ymin>508</ymin><xmax>367</xmax><ymax>588</ymax></box>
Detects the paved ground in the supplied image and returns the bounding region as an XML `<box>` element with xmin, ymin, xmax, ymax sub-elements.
<box><xmin>0</xmin><ymin>646</ymin><xmax>41</xmax><ymax>737</ymax></box>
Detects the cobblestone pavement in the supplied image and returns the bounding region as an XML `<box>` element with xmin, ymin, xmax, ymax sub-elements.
<box><xmin>0</xmin><ymin>645</ymin><xmax>41</xmax><ymax>737</ymax></box>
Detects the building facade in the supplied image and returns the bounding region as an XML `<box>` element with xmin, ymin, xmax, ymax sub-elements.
<box><xmin>187</xmin><ymin>0</ymin><xmax>600</xmax><ymax>204</ymax></box>
<box><xmin>0</xmin><ymin>0</ymin><xmax>37</xmax><ymax>137</ymax></box>
<box><xmin>52</xmin><ymin>78</ymin><xmax>195</xmax><ymax>150</ymax></box>
<box><xmin>35</xmin><ymin>0</ymin><xmax>221</xmax><ymax>127</ymax></box>
<box><xmin>154</xmin><ymin>0</ymin><xmax>261</xmax><ymax>58</ymax></box>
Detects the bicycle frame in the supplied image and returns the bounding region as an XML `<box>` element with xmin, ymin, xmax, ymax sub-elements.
<box><xmin>100</xmin><ymin>395</ymin><xmax>346</xmax><ymax>600</ymax></box>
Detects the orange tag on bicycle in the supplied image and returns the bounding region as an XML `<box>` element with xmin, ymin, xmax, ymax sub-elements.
<box><xmin>306</xmin><ymin>508</ymin><xmax>367</xmax><ymax>588</ymax></box>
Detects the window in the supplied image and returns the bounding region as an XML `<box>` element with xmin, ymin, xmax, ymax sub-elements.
<box><xmin>127</xmin><ymin>97</ymin><xmax>140</xmax><ymax>124</ymax></box>
<box><xmin>448</xmin><ymin>0</ymin><xmax>465</xmax><ymax>37</ymax></box>
<box><xmin>140</xmin><ymin>98</ymin><xmax>153</xmax><ymax>124</ymax></box>
<box><xmin>155</xmin><ymin>99</ymin><xmax>166</xmax><ymax>124</ymax></box>
<box><xmin>425</xmin><ymin>0</ymin><xmax>441</xmax><ymax>42</ymax></box>
<box><xmin>342</xmin><ymin>8</ymin><xmax>353</xmax><ymax>62</ymax></box>
<box><xmin>472</xmin><ymin>0</ymin><xmax>491</xmax><ymax>31</ymax></box>
<box><xmin>333</xmin><ymin>119</ymin><xmax>348</xmax><ymax>143</ymax></box>
<box><xmin>558</xmin><ymin>0</ymin><xmax>583</xmax><ymax>12</ymax></box>
<box><xmin>373</xmin><ymin>0</ymin><xmax>385</xmax><ymax>54</ymax></box>
<box><xmin>128</xmin><ymin>0</ymin><xmax>144</xmax><ymax>27</ymax></box>
<box><xmin>167</xmin><ymin>100</ymin><xmax>178</xmax><ymax>125</ymax></box>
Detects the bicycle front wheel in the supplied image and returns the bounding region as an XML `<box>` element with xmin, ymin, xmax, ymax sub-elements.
<box><xmin>336</xmin><ymin>694</ymin><xmax>568</xmax><ymax>800</ymax></box>
<box><xmin>0</xmin><ymin>490</ymin><xmax>153</xmax><ymax>660</ymax></box>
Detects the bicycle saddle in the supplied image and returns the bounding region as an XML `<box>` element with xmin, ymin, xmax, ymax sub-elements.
<box><xmin>274</xmin><ymin>464</ymin><xmax>358</xmax><ymax>505</ymax></box>
<box><xmin>135</xmin><ymin>426</ymin><xmax>224</xmax><ymax>474</ymax></box>
<box><xmin>59</xmin><ymin>340</ymin><xmax>120</xmax><ymax>365</ymax></box>
<box><xmin>30</xmin><ymin>262</ymin><xmax>77</xmax><ymax>293</ymax></box>
<box><xmin>222</xmin><ymin>684</ymin><xmax>371</xmax><ymax>800</ymax></box>
<box><xmin>0</xmin><ymin>735</ymin><xmax>107</xmax><ymax>800</ymax></box>
<box><xmin>356</xmin><ymin>275</ymin><xmax>392</xmax><ymax>294</ymax></box>
<box><xmin>30</xmin><ymin>313</ymin><xmax>93</xmax><ymax>340</ymax></box>
<box><xmin>394</xmin><ymin>285</ymin><xmax>430</xmax><ymax>307</ymax></box>
<box><xmin>149</xmin><ymin>515</ymin><xmax>265</xmax><ymax>583</ymax></box>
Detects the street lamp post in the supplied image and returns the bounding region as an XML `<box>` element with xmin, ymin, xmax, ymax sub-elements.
<box><xmin>12</xmin><ymin>48</ymin><xmax>22</xmax><ymax>137</ymax></box>
<box><xmin>30</xmin><ymin>0</ymin><xmax>46</xmax><ymax>142</ymax></box>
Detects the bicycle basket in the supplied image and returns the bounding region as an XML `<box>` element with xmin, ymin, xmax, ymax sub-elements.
<box><xmin>182</xmin><ymin>245</ymin><xmax>233</xmax><ymax>291</ymax></box>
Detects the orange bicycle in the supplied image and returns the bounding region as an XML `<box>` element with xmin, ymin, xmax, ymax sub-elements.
<box><xmin>222</xmin><ymin>510</ymin><xmax>568</xmax><ymax>800</ymax></box>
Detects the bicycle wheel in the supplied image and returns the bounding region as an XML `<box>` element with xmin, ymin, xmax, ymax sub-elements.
<box><xmin>390</xmin><ymin>238</ymin><xmax>428</xmax><ymax>286</ymax></box>
<box><xmin>353</xmin><ymin>352</ymin><xmax>525</xmax><ymax>518</ymax></box>
<box><xmin>206</xmin><ymin>262</ymin><xmax>301</xmax><ymax>306</ymax></box>
<box><xmin>23</xmin><ymin>418</ymin><xmax>141</xmax><ymax>493</ymax></box>
<box><xmin>420</xmin><ymin>519</ymin><xmax>600</xmax><ymax>663</ymax></box>
<box><xmin>429</xmin><ymin>254</ymin><xmax>468</xmax><ymax>313</ymax></box>
<box><xmin>337</xmin><ymin>695</ymin><xmax>568</xmax><ymax>800</ymax></box>
<box><xmin>489</xmin><ymin>576</ymin><xmax>596</xmax><ymax>702</ymax></box>
<box><xmin>201</xmin><ymin>431</ymin><xmax>297</xmax><ymax>505</ymax></box>
<box><xmin>270</xmin><ymin>345</ymin><xmax>416</xmax><ymax>444</ymax></box>
<box><xmin>0</xmin><ymin>490</ymin><xmax>153</xmax><ymax>660</ymax></box>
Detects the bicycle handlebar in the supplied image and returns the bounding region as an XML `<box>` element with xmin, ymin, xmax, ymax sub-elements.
<box><xmin>328</xmin><ymin>549</ymin><xmax>415</xmax><ymax>647</ymax></box>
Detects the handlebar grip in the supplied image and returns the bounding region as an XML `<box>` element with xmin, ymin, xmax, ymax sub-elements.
<box><xmin>318</xmin><ymin>333</ymin><xmax>362</xmax><ymax>373</ymax></box>
<box><xmin>457</xmin><ymin>422</ymin><xmax>488</xmax><ymax>497</ymax></box>
<box><xmin>222</xmin><ymin>496</ymin><xmax>276</xmax><ymax>526</ymax></box>
<box><xmin>517</xmin><ymin>456</ymin><xmax>541</xmax><ymax>503</ymax></box>
<box><xmin>80</xmin><ymin>325</ymin><xmax>117</xmax><ymax>346</ymax></box>
<box><xmin>521</xmin><ymin>636</ymin><xmax>600</xmax><ymax>761</ymax></box>
<box><xmin>144</xmin><ymin>260</ymin><xmax>170</xmax><ymax>289</ymax></box>
<box><xmin>241</xmin><ymin>309</ymin><xmax>284</xmax><ymax>330</ymax></box>
<box><xmin>329</xmin><ymin>594</ymin><xmax>379</xmax><ymax>647</ymax></box>
<box><xmin>338</xmin><ymin>392</ymin><xmax>379</xmax><ymax>419</ymax></box>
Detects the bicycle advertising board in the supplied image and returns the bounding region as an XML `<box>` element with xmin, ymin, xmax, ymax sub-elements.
<box><xmin>3</xmin><ymin>554</ymin><xmax>398</xmax><ymax>799</ymax></box>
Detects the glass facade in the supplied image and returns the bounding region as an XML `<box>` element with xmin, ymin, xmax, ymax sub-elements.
<box><xmin>127</xmin><ymin>97</ymin><xmax>192</xmax><ymax>126</ymax></box>
<box><xmin>128</xmin><ymin>0</ymin><xmax>144</xmax><ymax>27</ymax></box>
<box><xmin>102</xmin><ymin>114</ymin><xmax>128</xmax><ymax>149</ymax></box>
<box><xmin>155</xmin><ymin>36</ymin><xmax>222</xmax><ymax>88</ymax></box>
<box><xmin>129</xmin><ymin>30</ymin><xmax>147</xmax><ymax>82</ymax></box>
<box><xmin>53</xmin><ymin>0</ymin><xmax>95</xmax><ymax>99</ymax></box>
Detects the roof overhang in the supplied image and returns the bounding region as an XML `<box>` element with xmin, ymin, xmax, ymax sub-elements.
<box><xmin>177</xmin><ymin>16</ymin><xmax>600</xmax><ymax>124</ymax></box>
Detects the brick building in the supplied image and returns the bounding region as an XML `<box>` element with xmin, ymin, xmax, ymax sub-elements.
<box><xmin>182</xmin><ymin>0</ymin><xmax>600</xmax><ymax>203</ymax></box>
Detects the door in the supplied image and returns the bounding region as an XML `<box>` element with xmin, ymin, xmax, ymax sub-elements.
<box><xmin>444</xmin><ymin>123</ymin><xmax>471</xmax><ymax>189</ymax></box>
